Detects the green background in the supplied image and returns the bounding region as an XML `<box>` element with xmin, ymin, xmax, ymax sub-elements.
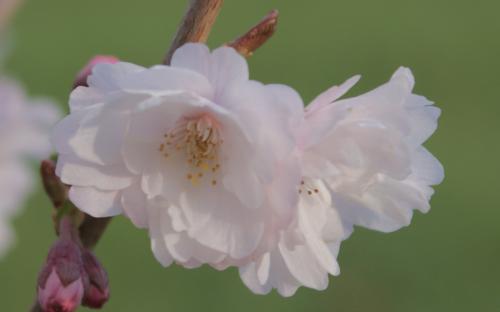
<box><xmin>1</xmin><ymin>0</ymin><xmax>499</xmax><ymax>311</ymax></box>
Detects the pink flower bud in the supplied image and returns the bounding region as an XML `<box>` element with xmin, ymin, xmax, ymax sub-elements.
<box><xmin>37</xmin><ymin>268</ymin><xmax>85</xmax><ymax>312</ymax></box>
<box><xmin>81</xmin><ymin>250</ymin><xmax>110</xmax><ymax>308</ymax></box>
<box><xmin>37</xmin><ymin>238</ymin><xmax>88</xmax><ymax>312</ymax></box>
<box><xmin>73</xmin><ymin>55</ymin><xmax>119</xmax><ymax>88</ymax></box>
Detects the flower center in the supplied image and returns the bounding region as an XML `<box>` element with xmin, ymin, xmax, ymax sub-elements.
<box><xmin>159</xmin><ymin>115</ymin><xmax>223</xmax><ymax>186</ymax></box>
<box><xmin>298</xmin><ymin>179</ymin><xmax>320</xmax><ymax>196</ymax></box>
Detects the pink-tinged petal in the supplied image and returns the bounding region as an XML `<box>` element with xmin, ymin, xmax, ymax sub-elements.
<box><xmin>119</xmin><ymin>65</ymin><xmax>214</xmax><ymax>99</ymax></box>
<box><xmin>390</xmin><ymin>66</ymin><xmax>415</xmax><ymax>91</ymax></box>
<box><xmin>222</xmin><ymin>170</ymin><xmax>264</xmax><ymax>210</ymax></box>
<box><xmin>160</xmin><ymin>209</ymin><xmax>226</xmax><ymax>265</ymax></box>
<box><xmin>265</xmin><ymin>154</ymin><xmax>302</xmax><ymax>222</ymax></box>
<box><xmin>141</xmin><ymin>172</ymin><xmax>163</xmax><ymax>198</ymax></box>
<box><xmin>278</xmin><ymin>238</ymin><xmax>329</xmax><ymax>291</ymax></box>
<box><xmin>170</xmin><ymin>43</ymin><xmax>211</xmax><ymax>79</ymax></box>
<box><xmin>239</xmin><ymin>255</ymin><xmax>273</xmax><ymax>295</ymax></box>
<box><xmin>179</xmin><ymin>188</ymin><xmax>265</xmax><ymax>259</ymax></box>
<box><xmin>87</xmin><ymin>62</ymin><xmax>145</xmax><ymax>93</ymax></box>
<box><xmin>74</xmin><ymin>55</ymin><xmax>119</xmax><ymax>89</ymax></box>
<box><xmin>241</xmin><ymin>249</ymin><xmax>303</xmax><ymax>297</ymax></box>
<box><xmin>307</xmin><ymin>75</ymin><xmax>361</xmax><ymax>114</ymax></box>
<box><xmin>333</xmin><ymin>175</ymin><xmax>429</xmax><ymax>233</ymax></box>
<box><xmin>297</xmin><ymin>180</ymin><xmax>341</xmax><ymax>275</ymax></box>
<box><xmin>52</xmin><ymin>107</ymin><xmax>93</xmax><ymax>157</ymax></box>
<box><xmin>265</xmin><ymin>84</ymin><xmax>305</xmax><ymax>131</ymax></box>
<box><xmin>209</xmin><ymin>46</ymin><xmax>249</xmax><ymax>97</ymax></box>
<box><xmin>148</xmin><ymin>204</ymin><xmax>173</xmax><ymax>267</ymax></box>
<box><xmin>56</xmin><ymin>154</ymin><xmax>132</xmax><ymax>191</ymax></box>
<box><xmin>168</xmin><ymin>205</ymin><xmax>188</xmax><ymax>232</ymax></box>
<box><xmin>56</xmin><ymin>92</ymin><xmax>148</xmax><ymax>166</ymax></box>
<box><xmin>217</xmin><ymin>80</ymin><xmax>296</xmax><ymax>183</ymax></box>
<box><xmin>410</xmin><ymin>146</ymin><xmax>444</xmax><ymax>186</ymax></box>
<box><xmin>121</xmin><ymin>182</ymin><xmax>148</xmax><ymax>228</ymax></box>
<box><xmin>256</xmin><ymin>252</ymin><xmax>271</xmax><ymax>285</ymax></box>
<box><xmin>69</xmin><ymin>186</ymin><xmax>122</xmax><ymax>217</ymax></box>
<box><xmin>69</xmin><ymin>87</ymin><xmax>103</xmax><ymax>112</ymax></box>
<box><xmin>405</xmin><ymin>94</ymin><xmax>441</xmax><ymax>145</ymax></box>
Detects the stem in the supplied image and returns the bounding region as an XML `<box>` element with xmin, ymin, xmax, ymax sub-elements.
<box><xmin>29</xmin><ymin>303</ymin><xmax>42</xmax><ymax>312</ymax></box>
<box><xmin>78</xmin><ymin>216</ymin><xmax>112</xmax><ymax>250</ymax></box>
<box><xmin>0</xmin><ymin>0</ymin><xmax>23</xmax><ymax>32</ymax></box>
<box><xmin>40</xmin><ymin>160</ymin><xmax>68</xmax><ymax>209</ymax></box>
<box><xmin>163</xmin><ymin>0</ymin><xmax>224</xmax><ymax>64</ymax></box>
<box><xmin>227</xmin><ymin>10</ymin><xmax>279</xmax><ymax>57</ymax></box>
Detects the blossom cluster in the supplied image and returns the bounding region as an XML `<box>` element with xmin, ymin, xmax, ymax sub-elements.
<box><xmin>52</xmin><ymin>43</ymin><xmax>443</xmax><ymax>296</ymax></box>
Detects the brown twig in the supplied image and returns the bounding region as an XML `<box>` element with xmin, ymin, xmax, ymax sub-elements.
<box><xmin>29</xmin><ymin>303</ymin><xmax>43</xmax><ymax>312</ymax></box>
<box><xmin>163</xmin><ymin>0</ymin><xmax>224</xmax><ymax>64</ymax></box>
<box><xmin>227</xmin><ymin>10</ymin><xmax>279</xmax><ymax>57</ymax></box>
<box><xmin>0</xmin><ymin>0</ymin><xmax>23</xmax><ymax>32</ymax></box>
<box><xmin>78</xmin><ymin>216</ymin><xmax>112</xmax><ymax>250</ymax></box>
<box><xmin>40</xmin><ymin>160</ymin><xmax>68</xmax><ymax>209</ymax></box>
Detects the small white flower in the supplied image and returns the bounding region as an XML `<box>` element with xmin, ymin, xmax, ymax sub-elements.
<box><xmin>239</xmin><ymin>67</ymin><xmax>443</xmax><ymax>296</ymax></box>
<box><xmin>0</xmin><ymin>78</ymin><xmax>60</xmax><ymax>257</ymax></box>
<box><xmin>53</xmin><ymin>43</ymin><xmax>302</xmax><ymax>265</ymax></box>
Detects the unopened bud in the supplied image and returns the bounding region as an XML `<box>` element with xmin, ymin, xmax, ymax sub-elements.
<box><xmin>37</xmin><ymin>238</ymin><xmax>88</xmax><ymax>312</ymax></box>
<box><xmin>73</xmin><ymin>55</ymin><xmax>119</xmax><ymax>88</ymax></box>
<box><xmin>82</xmin><ymin>249</ymin><xmax>110</xmax><ymax>308</ymax></box>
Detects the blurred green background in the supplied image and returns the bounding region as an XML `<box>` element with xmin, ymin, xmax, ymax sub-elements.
<box><xmin>1</xmin><ymin>0</ymin><xmax>499</xmax><ymax>311</ymax></box>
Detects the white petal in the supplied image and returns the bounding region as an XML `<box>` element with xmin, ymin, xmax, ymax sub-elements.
<box><xmin>170</xmin><ymin>43</ymin><xmax>211</xmax><ymax>79</ymax></box>
<box><xmin>265</xmin><ymin>84</ymin><xmax>305</xmax><ymax>130</ymax></box>
<box><xmin>209</xmin><ymin>46</ymin><xmax>249</xmax><ymax>97</ymax></box>
<box><xmin>279</xmin><ymin>239</ymin><xmax>329</xmax><ymax>291</ymax></box>
<box><xmin>87</xmin><ymin>62</ymin><xmax>145</xmax><ymax>92</ymax></box>
<box><xmin>69</xmin><ymin>186</ymin><xmax>122</xmax><ymax>217</ymax></box>
<box><xmin>410</xmin><ymin>146</ymin><xmax>444</xmax><ymax>186</ymax></box>
<box><xmin>119</xmin><ymin>65</ymin><xmax>214</xmax><ymax>99</ymax></box>
<box><xmin>121</xmin><ymin>182</ymin><xmax>148</xmax><ymax>228</ymax></box>
<box><xmin>391</xmin><ymin>66</ymin><xmax>415</xmax><ymax>91</ymax></box>
<box><xmin>148</xmin><ymin>204</ymin><xmax>173</xmax><ymax>267</ymax></box>
<box><xmin>56</xmin><ymin>154</ymin><xmax>132</xmax><ymax>191</ymax></box>
<box><xmin>54</xmin><ymin>93</ymin><xmax>147</xmax><ymax>166</ymax></box>
<box><xmin>69</xmin><ymin>87</ymin><xmax>103</xmax><ymax>112</ymax></box>
<box><xmin>179</xmin><ymin>188</ymin><xmax>264</xmax><ymax>259</ymax></box>
<box><xmin>141</xmin><ymin>172</ymin><xmax>163</xmax><ymax>198</ymax></box>
<box><xmin>405</xmin><ymin>95</ymin><xmax>441</xmax><ymax>145</ymax></box>
<box><xmin>333</xmin><ymin>176</ymin><xmax>429</xmax><ymax>233</ymax></box>
<box><xmin>239</xmin><ymin>257</ymin><xmax>273</xmax><ymax>295</ymax></box>
<box><xmin>222</xmin><ymin>170</ymin><xmax>263</xmax><ymax>210</ymax></box>
<box><xmin>257</xmin><ymin>252</ymin><xmax>271</xmax><ymax>285</ymax></box>
<box><xmin>298</xmin><ymin>181</ymin><xmax>341</xmax><ymax>275</ymax></box>
<box><xmin>307</xmin><ymin>75</ymin><xmax>361</xmax><ymax>113</ymax></box>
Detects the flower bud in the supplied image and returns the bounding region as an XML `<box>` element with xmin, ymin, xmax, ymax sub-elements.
<box><xmin>37</xmin><ymin>238</ymin><xmax>88</xmax><ymax>312</ymax></box>
<box><xmin>73</xmin><ymin>55</ymin><xmax>119</xmax><ymax>88</ymax></box>
<box><xmin>81</xmin><ymin>249</ymin><xmax>110</xmax><ymax>308</ymax></box>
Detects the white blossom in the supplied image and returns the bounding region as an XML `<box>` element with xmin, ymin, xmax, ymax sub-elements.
<box><xmin>52</xmin><ymin>43</ymin><xmax>302</xmax><ymax>265</ymax></box>
<box><xmin>239</xmin><ymin>67</ymin><xmax>443</xmax><ymax>296</ymax></box>
<box><xmin>0</xmin><ymin>78</ymin><xmax>60</xmax><ymax>257</ymax></box>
